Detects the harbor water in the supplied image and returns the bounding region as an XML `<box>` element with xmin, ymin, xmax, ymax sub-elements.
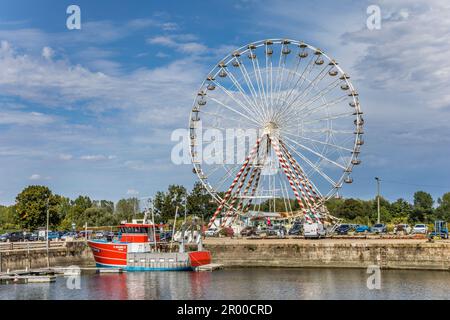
<box><xmin>1</xmin><ymin>268</ymin><xmax>450</xmax><ymax>300</ymax></box>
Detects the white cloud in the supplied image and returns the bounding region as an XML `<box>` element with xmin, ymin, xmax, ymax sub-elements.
<box><xmin>126</xmin><ymin>189</ymin><xmax>139</xmax><ymax>196</ymax></box>
<box><xmin>161</xmin><ymin>22</ymin><xmax>179</xmax><ymax>31</ymax></box>
<box><xmin>80</xmin><ymin>154</ymin><xmax>111</xmax><ymax>161</ymax></box>
<box><xmin>41</xmin><ymin>46</ymin><xmax>54</xmax><ymax>60</ymax></box>
<box><xmin>147</xmin><ymin>34</ymin><xmax>208</xmax><ymax>54</ymax></box>
<box><xmin>0</xmin><ymin>109</ymin><xmax>56</xmax><ymax>126</ymax></box>
<box><xmin>29</xmin><ymin>174</ymin><xmax>41</xmax><ymax>180</ymax></box>
<box><xmin>343</xmin><ymin>0</ymin><xmax>450</xmax><ymax>109</ymax></box>
<box><xmin>59</xmin><ymin>154</ymin><xmax>73</xmax><ymax>161</ymax></box>
<box><xmin>0</xmin><ymin>40</ymin><xmax>203</xmax><ymax>124</ymax></box>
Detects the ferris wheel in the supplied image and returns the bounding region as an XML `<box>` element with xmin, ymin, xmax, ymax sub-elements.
<box><xmin>189</xmin><ymin>39</ymin><xmax>364</xmax><ymax>228</ymax></box>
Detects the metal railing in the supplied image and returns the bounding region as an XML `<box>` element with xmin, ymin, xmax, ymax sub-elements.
<box><xmin>0</xmin><ymin>241</ymin><xmax>69</xmax><ymax>252</ymax></box>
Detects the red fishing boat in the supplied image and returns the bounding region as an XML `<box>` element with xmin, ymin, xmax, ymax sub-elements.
<box><xmin>87</xmin><ymin>220</ymin><xmax>211</xmax><ymax>271</ymax></box>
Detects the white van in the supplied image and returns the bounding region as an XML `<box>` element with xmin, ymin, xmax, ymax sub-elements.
<box><xmin>303</xmin><ymin>223</ymin><xmax>326</xmax><ymax>239</ymax></box>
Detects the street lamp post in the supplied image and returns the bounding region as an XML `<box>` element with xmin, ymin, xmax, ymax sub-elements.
<box><xmin>46</xmin><ymin>198</ymin><xmax>50</xmax><ymax>269</ymax></box>
<box><xmin>375</xmin><ymin>177</ymin><xmax>381</xmax><ymax>224</ymax></box>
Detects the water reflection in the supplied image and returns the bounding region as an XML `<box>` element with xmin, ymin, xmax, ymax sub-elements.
<box><xmin>1</xmin><ymin>268</ymin><xmax>450</xmax><ymax>300</ymax></box>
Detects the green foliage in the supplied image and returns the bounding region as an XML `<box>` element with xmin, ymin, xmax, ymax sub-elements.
<box><xmin>0</xmin><ymin>205</ymin><xmax>19</xmax><ymax>231</ymax></box>
<box><xmin>154</xmin><ymin>184</ymin><xmax>187</xmax><ymax>222</ymax></box>
<box><xmin>115</xmin><ymin>198</ymin><xmax>139</xmax><ymax>222</ymax></box>
<box><xmin>15</xmin><ymin>185</ymin><xmax>61</xmax><ymax>230</ymax></box>
<box><xmin>187</xmin><ymin>182</ymin><xmax>216</xmax><ymax>221</ymax></box>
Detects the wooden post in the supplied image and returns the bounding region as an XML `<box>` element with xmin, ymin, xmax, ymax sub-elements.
<box><xmin>0</xmin><ymin>252</ymin><xmax>2</xmax><ymax>273</ymax></box>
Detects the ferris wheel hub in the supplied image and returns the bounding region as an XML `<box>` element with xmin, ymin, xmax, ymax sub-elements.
<box><xmin>263</xmin><ymin>121</ymin><xmax>280</xmax><ymax>137</ymax></box>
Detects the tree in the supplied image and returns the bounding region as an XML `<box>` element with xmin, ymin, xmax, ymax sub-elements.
<box><xmin>435</xmin><ymin>192</ymin><xmax>450</xmax><ymax>221</ymax></box>
<box><xmin>0</xmin><ymin>205</ymin><xmax>18</xmax><ymax>231</ymax></box>
<box><xmin>187</xmin><ymin>182</ymin><xmax>215</xmax><ymax>221</ymax></box>
<box><xmin>414</xmin><ymin>191</ymin><xmax>434</xmax><ymax>210</ymax></box>
<box><xmin>411</xmin><ymin>191</ymin><xmax>434</xmax><ymax>223</ymax></box>
<box><xmin>15</xmin><ymin>185</ymin><xmax>60</xmax><ymax>230</ymax></box>
<box><xmin>115</xmin><ymin>198</ymin><xmax>139</xmax><ymax>222</ymax></box>
<box><xmin>60</xmin><ymin>195</ymin><xmax>93</xmax><ymax>230</ymax></box>
<box><xmin>83</xmin><ymin>207</ymin><xmax>118</xmax><ymax>226</ymax></box>
<box><xmin>390</xmin><ymin>198</ymin><xmax>413</xmax><ymax>224</ymax></box>
<box><xmin>154</xmin><ymin>185</ymin><xmax>187</xmax><ymax>222</ymax></box>
<box><xmin>335</xmin><ymin>198</ymin><xmax>365</xmax><ymax>220</ymax></box>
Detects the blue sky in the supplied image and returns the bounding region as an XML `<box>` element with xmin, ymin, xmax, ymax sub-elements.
<box><xmin>0</xmin><ymin>0</ymin><xmax>449</xmax><ymax>205</ymax></box>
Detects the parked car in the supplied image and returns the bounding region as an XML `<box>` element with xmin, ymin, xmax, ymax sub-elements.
<box><xmin>371</xmin><ymin>223</ymin><xmax>387</xmax><ymax>234</ymax></box>
<box><xmin>240</xmin><ymin>226</ymin><xmax>257</xmax><ymax>237</ymax></box>
<box><xmin>78</xmin><ymin>230</ymin><xmax>93</xmax><ymax>238</ymax></box>
<box><xmin>270</xmin><ymin>225</ymin><xmax>287</xmax><ymax>237</ymax></box>
<box><xmin>412</xmin><ymin>224</ymin><xmax>428</xmax><ymax>234</ymax></box>
<box><xmin>256</xmin><ymin>226</ymin><xmax>278</xmax><ymax>237</ymax></box>
<box><xmin>61</xmin><ymin>232</ymin><xmax>78</xmax><ymax>241</ymax></box>
<box><xmin>23</xmin><ymin>232</ymin><xmax>38</xmax><ymax>241</ymax></box>
<box><xmin>394</xmin><ymin>224</ymin><xmax>411</xmax><ymax>235</ymax></box>
<box><xmin>3</xmin><ymin>232</ymin><xmax>26</xmax><ymax>242</ymax></box>
<box><xmin>47</xmin><ymin>231</ymin><xmax>61</xmax><ymax>241</ymax></box>
<box><xmin>335</xmin><ymin>224</ymin><xmax>351</xmax><ymax>235</ymax></box>
<box><xmin>205</xmin><ymin>228</ymin><xmax>219</xmax><ymax>237</ymax></box>
<box><xmin>304</xmin><ymin>223</ymin><xmax>327</xmax><ymax>239</ymax></box>
<box><xmin>0</xmin><ymin>233</ymin><xmax>10</xmax><ymax>242</ymax></box>
<box><xmin>355</xmin><ymin>225</ymin><xmax>371</xmax><ymax>233</ymax></box>
<box><xmin>288</xmin><ymin>223</ymin><xmax>303</xmax><ymax>236</ymax></box>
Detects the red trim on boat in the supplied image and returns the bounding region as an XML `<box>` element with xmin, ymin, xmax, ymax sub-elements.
<box><xmin>188</xmin><ymin>251</ymin><xmax>212</xmax><ymax>267</ymax></box>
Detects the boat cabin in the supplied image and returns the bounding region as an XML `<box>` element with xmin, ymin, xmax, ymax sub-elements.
<box><xmin>118</xmin><ymin>222</ymin><xmax>162</xmax><ymax>243</ymax></box>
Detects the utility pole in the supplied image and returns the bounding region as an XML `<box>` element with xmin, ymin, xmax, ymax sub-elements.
<box><xmin>46</xmin><ymin>197</ymin><xmax>50</xmax><ymax>269</ymax></box>
<box><xmin>375</xmin><ymin>177</ymin><xmax>381</xmax><ymax>224</ymax></box>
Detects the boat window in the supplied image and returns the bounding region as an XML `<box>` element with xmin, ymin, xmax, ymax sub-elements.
<box><xmin>121</xmin><ymin>227</ymin><xmax>149</xmax><ymax>233</ymax></box>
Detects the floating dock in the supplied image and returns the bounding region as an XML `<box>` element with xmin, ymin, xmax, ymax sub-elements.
<box><xmin>196</xmin><ymin>263</ymin><xmax>223</xmax><ymax>272</ymax></box>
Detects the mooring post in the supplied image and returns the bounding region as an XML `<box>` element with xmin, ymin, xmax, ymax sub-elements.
<box><xmin>0</xmin><ymin>251</ymin><xmax>2</xmax><ymax>273</ymax></box>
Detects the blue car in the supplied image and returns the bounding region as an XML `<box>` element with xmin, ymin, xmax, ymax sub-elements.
<box><xmin>355</xmin><ymin>225</ymin><xmax>371</xmax><ymax>233</ymax></box>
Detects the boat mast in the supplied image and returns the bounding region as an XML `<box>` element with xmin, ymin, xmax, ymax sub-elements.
<box><xmin>170</xmin><ymin>206</ymin><xmax>178</xmax><ymax>251</ymax></box>
<box><xmin>150</xmin><ymin>199</ymin><xmax>157</xmax><ymax>251</ymax></box>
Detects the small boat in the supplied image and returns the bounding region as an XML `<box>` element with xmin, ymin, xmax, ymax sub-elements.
<box><xmin>87</xmin><ymin>219</ymin><xmax>211</xmax><ymax>271</ymax></box>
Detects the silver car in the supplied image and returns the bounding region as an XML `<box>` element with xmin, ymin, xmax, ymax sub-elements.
<box><xmin>412</xmin><ymin>224</ymin><xmax>428</xmax><ymax>234</ymax></box>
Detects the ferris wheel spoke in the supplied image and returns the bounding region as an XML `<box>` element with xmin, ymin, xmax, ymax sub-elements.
<box><xmin>274</xmin><ymin>44</ymin><xmax>289</xmax><ymax>112</ymax></box>
<box><xmin>201</xmin><ymin>111</ymin><xmax>260</xmax><ymax>131</ymax></box>
<box><xmin>274</xmin><ymin>54</ymin><xmax>316</xmax><ymax>122</ymax></box>
<box><xmin>254</xmin><ymin>56</ymin><xmax>272</xmax><ymax>118</ymax></box>
<box><xmin>265</xmin><ymin>44</ymin><xmax>274</xmax><ymax>119</ymax></box>
<box><xmin>283</xmin><ymin>135</ymin><xmax>346</xmax><ymax>170</ymax></box>
<box><xmin>281</xmin><ymin>54</ymin><xmax>302</xmax><ymax>100</ymax></box>
<box><xmin>300</xmin><ymin>128</ymin><xmax>354</xmax><ymax>135</ymax></box>
<box><xmin>209</xmin><ymin>97</ymin><xmax>262</xmax><ymax>127</ymax></box>
<box><xmin>284</xmin><ymin>68</ymin><xmax>339</xmax><ymax>121</ymax></box>
<box><xmin>301</xmin><ymin>111</ymin><xmax>355</xmax><ymax>125</ymax></box>
<box><xmin>237</xmin><ymin>57</ymin><xmax>268</xmax><ymax>121</ymax></box>
<box><xmin>282</xmin><ymin>140</ymin><xmax>337</xmax><ymax>186</ymax></box>
<box><xmin>225</xmin><ymin>68</ymin><xmax>267</xmax><ymax>121</ymax></box>
<box><xmin>249</xmin><ymin>49</ymin><xmax>270</xmax><ymax>117</ymax></box>
<box><xmin>279</xmin><ymin>93</ymin><xmax>348</xmax><ymax>127</ymax></box>
<box><xmin>211</xmin><ymin>80</ymin><xmax>263</xmax><ymax>123</ymax></box>
<box><xmin>286</xmin><ymin>80</ymin><xmax>344</xmax><ymax>120</ymax></box>
<box><xmin>286</xmin><ymin>63</ymin><xmax>331</xmax><ymax>107</ymax></box>
<box><xmin>281</xmin><ymin>130</ymin><xmax>354</xmax><ymax>152</ymax></box>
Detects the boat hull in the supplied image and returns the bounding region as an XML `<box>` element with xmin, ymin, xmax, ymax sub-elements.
<box><xmin>88</xmin><ymin>240</ymin><xmax>211</xmax><ymax>271</ymax></box>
